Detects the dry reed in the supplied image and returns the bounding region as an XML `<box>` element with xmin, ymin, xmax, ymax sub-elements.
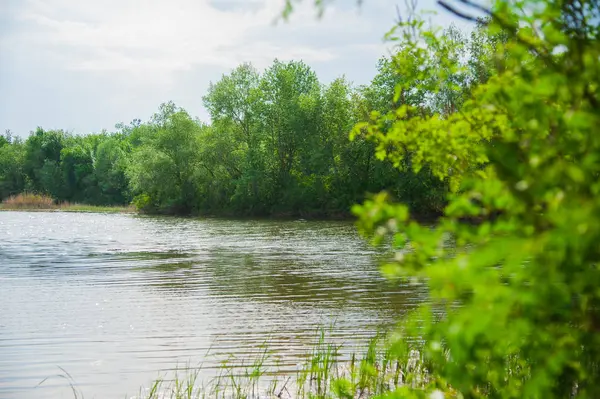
<box><xmin>1</xmin><ymin>193</ymin><xmax>56</xmax><ymax>209</ymax></box>
<box><xmin>1</xmin><ymin>193</ymin><xmax>134</xmax><ymax>213</ymax></box>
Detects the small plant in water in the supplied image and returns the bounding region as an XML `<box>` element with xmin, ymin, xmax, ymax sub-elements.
<box><xmin>132</xmin><ymin>328</ymin><xmax>429</xmax><ymax>399</ymax></box>
<box><xmin>38</xmin><ymin>329</ymin><xmax>430</xmax><ymax>399</ymax></box>
<box><xmin>36</xmin><ymin>366</ymin><xmax>84</xmax><ymax>399</ymax></box>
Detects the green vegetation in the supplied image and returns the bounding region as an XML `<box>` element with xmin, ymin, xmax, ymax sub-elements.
<box><xmin>50</xmin><ymin>330</ymin><xmax>430</xmax><ymax>399</ymax></box>
<box><xmin>9</xmin><ymin>0</ymin><xmax>600</xmax><ymax>397</ymax></box>
<box><xmin>7</xmin><ymin>26</ymin><xmax>518</xmax><ymax>217</ymax></box>
<box><xmin>348</xmin><ymin>0</ymin><xmax>600</xmax><ymax>398</ymax></box>
<box><xmin>139</xmin><ymin>332</ymin><xmax>429</xmax><ymax>399</ymax></box>
<box><xmin>54</xmin><ymin>204</ymin><xmax>134</xmax><ymax>213</ymax></box>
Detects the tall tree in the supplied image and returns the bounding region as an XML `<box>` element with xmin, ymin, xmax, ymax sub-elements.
<box><xmin>203</xmin><ymin>63</ymin><xmax>266</xmax><ymax>211</ymax></box>
<box><xmin>127</xmin><ymin>107</ymin><xmax>203</xmax><ymax>213</ymax></box>
<box><xmin>0</xmin><ymin>140</ymin><xmax>26</xmax><ymax>199</ymax></box>
<box><xmin>259</xmin><ymin>60</ymin><xmax>321</xmax><ymax>210</ymax></box>
<box><xmin>94</xmin><ymin>136</ymin><xmax>131</xmax><ymax>205</ymax></box>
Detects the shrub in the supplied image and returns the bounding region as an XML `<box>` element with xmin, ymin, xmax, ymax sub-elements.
<box><xmin>353</xmin><ymin>0</ymin><xmax>600</xmax><ymax>397</ymax></box>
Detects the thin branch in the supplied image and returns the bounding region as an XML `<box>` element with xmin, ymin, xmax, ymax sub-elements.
<box><xmin>437</xmin><ymin>1</ymin><xmax>480</xmax><ymax>22</ymax></box>
<box><xmin>454</xmin><ymin>0</ymin><xmax>493</xmax><ymax>17</ymax></box>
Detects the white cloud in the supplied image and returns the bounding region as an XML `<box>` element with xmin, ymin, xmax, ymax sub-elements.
<box><xmin>0</xmin><ymin>0</ymin><xmax>468</xmax><ymax>135</ymax></box>
<box><xmin>9</xmin><ymin>0</ymin><xmax>381</xmax><ymax>75</ymax></box>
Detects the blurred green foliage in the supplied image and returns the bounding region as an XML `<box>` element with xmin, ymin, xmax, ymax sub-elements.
<box><xmin>352</xmin><ymin>0</ymin><xmax>600</xmax><ymax>397</ymax></box>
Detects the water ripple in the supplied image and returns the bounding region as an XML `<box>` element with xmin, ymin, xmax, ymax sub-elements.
<box><xmin>0</xmin><ymin>212</ymin><xmax>424</xmax><ymax>398</ymax></box>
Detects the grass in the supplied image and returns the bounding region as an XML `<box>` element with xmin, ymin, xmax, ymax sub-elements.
<box><xmin>132</xmin><ymin>329</ymin><xmax>432</xmax><ymax>399</ymax></box>
<box><xmin>0</xmin><ymin>193</ymin><xmax>134</xmax><ymax>213</ymax></box>
<box><xmin>39</xmin><ymin>328</ymin><xmax>434</xmax><ymax>398</ymax></box>
<box><xmin>57</xmin><ymin>203</ymin><xmax>135</xmax><ymax>213</ymax></box>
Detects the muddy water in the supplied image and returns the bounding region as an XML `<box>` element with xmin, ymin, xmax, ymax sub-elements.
<box><xmin>0</xmin><ymin>212</ymin><xmax>422</xmax><ymax>398</ymax></box>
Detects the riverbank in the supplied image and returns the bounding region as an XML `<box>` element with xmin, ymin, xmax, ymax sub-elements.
<box><xmin>138</xmin><ymin>205</ymin><xmax>443</xmax><ymax>223</ymax></box>
<box><xmin>0</xmin><ymin>193</ymin><xmax>134</xmax><ymax>213</ymax></box>
<box><xmin>0</xmin><ymin>204</ymin><xmax>135</xmax><ymax>213</ymax></box>
<box><xmin>0</xmin><ymin>205</ymin><xmax>441</xmax><ymax>222</ymax></box>
<box><xmin>0</xmin><ymin>193</ymin><xmax>441</xmax><ymax>221</ymax></box>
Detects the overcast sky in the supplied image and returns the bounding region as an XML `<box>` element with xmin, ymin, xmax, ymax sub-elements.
<box><xmin>0</xmin><ymin>0</ymin><xmax>471</xmax><ymax>137</ymax></box>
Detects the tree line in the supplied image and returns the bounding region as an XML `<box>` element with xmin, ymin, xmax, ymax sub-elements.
<box><xmin>0</xmin><ymin>22</ymin><xmax>496</xmax><ymax>217</ymax></box>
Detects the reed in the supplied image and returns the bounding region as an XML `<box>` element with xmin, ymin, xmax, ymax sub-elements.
<box><xmin>0</xmin><ymin>193</ymin><xmax>134</xmax><ymax>213</ymax></box>
<box><xmin>39</xmin><ymin>329</ymin><xmax>432</xmax><ymax>399</ymax></box>
<box><xmin>134</xmin><ymin>329</ymin><xmax>431</xmax><ymax>399</ymax></box>
<box><xmin>1</xmin><ymin>192</ymin><xmax>55</xmax><ymax>209</ymax></box>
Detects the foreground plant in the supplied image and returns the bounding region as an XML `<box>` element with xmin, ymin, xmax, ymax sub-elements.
<box><xmin>352</xmin><ymin>0</ymin><xmax>600</xmax><ymax>397</ymax></box>
<box><xmin>135</xmin><ymin>331</ymin><xmax>429</xmax><ymax>399</ymax></box>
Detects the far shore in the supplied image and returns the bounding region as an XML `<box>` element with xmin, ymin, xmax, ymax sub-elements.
<box><xmin>0</xmin><ymin>205</ymin><xmax>135</xmax><ymax>213</ymax></box>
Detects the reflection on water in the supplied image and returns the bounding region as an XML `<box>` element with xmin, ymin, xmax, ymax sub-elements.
<box><xmin>0</xmin><ymin>212</ymin><xmax>424</xmax><ymax>398</ymax></box>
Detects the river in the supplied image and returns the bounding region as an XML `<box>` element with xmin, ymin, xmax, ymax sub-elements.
<box><xmin>0</xmin><ymin>212</ymin><xmax>422</xmax><ymax>398</ymax></box>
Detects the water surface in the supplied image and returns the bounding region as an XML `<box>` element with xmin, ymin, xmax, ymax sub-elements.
<box><xmin>0</xmin><ymin>212</ymin><xmax>421</xmax><ymax>398</ymax></box>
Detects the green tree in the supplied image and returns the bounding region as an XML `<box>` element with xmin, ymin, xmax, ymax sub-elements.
<box><xmin>352</xmin><ymin>0</ymin><xmax>600</xmax><ymax>397</ymax></box>
<box><xmin>94</xmin><ymin>136</ymin><xmax>131</xmax><ymax>205</ymax></box>
<box><xmin>320</xmin><ymin>77</ymin><xmax>358</xmax><ymax>210</ymax></box>
<box><xmin>23</xmin><ymin>128</ymin><xmax>67</xmax><ymax>194</ymax></box>
<box><xmin>355</xmin><ymin>53</ymin><xmax>450</xmax><ymax>215</ymax></box>
<box><xmin>0</xmin><ymin>140</ymin><xmax>26</xmax><ymax>199</ymax></box>
<box><xmin>259</xmin><ymin>59</ymin><xmax>322</xmax><ymax>212</ymax></box>
<box><xmin>0</xmin><ymin>130</ymin><xmax>10</xmax><ymax>148</ymax></box>
<box><xmin>203</xmin><ymin>63</ymin><xmax>268</xmax><ymax>212</ymax></box>
<box><xmin>127</xmin><ymin>106</ymin><xmax>203</xmax><ymax>213</ymax></box>
<box><xmin>59</xmin><ymin>138</ymin><xmax>97</xmax><ymax>203</ymax></box>
<box><xmin>194</xmin><ymin>124</ymin><xmax>243</xmax><ymax>212</ymax></box>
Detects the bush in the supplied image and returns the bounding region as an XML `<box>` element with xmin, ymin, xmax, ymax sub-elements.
<box><xmin>353</xmin><ymin>0</ymin><xmax>600</xmax><ymax>398</ymax></box>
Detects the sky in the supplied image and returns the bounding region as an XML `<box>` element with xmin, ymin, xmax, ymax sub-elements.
<box><xmin>0</xmin><ymin>0</ymin><xmax>471</xmax><ymax>137</ymax></box>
